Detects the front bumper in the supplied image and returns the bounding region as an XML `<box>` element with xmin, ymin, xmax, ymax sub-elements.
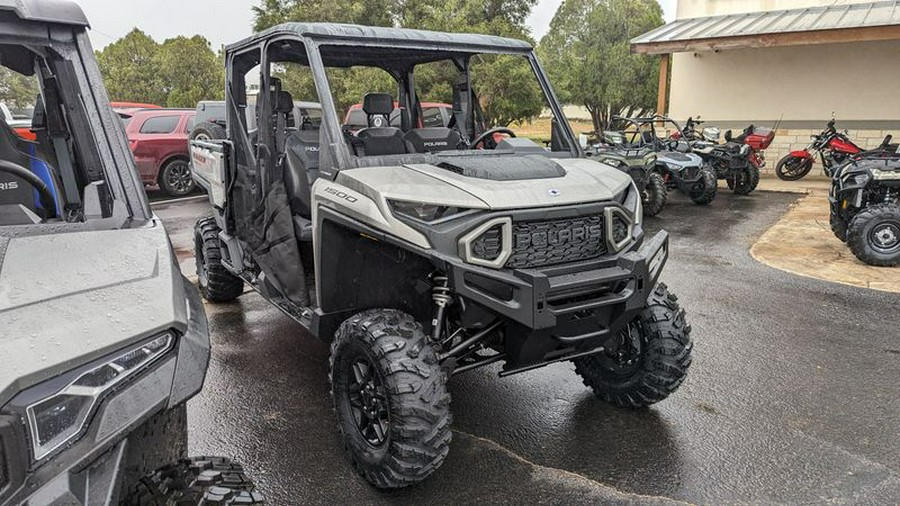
<box><xmin>444</xmin><ymin>231</ymin><xmax>669</xmax><ymax>371</ymax></box>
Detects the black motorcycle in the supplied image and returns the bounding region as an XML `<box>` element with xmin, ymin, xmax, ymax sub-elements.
<box><xmin>679</xmin><ymin>117</ymin><xmax>759</xmax><ymax>195</ymax></box>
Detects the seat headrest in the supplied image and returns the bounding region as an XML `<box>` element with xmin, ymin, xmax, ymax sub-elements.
<box><xmin>363</xmin><ymin>93</ymin><xmax>393</xmax><ymax>116</ymax></box>
<box><xmin>275</xmin><ymin>90</ymin><xmax>293</xmax><ymax>114</ymax></box>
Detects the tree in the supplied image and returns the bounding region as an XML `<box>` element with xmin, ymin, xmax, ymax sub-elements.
<box><xmin>252</xmin><ymin>0</ymin><xmax>543</xmax><ymax>127</ymax></box>
<box><xmin>95</xmin><ymin>30</ymin><xmax>224</xmax><ymax>107</ymax></box>
<box><xmin>0</xmin><ymin>66</ymin><xmax>39</xmax><ymax>109</ymax></box>
<box><xmin>96</xmin><ymin>29</ymin><xmax>164</xmax><ymax>105</ymax></box>
<box><xmin>155</xmin><ymin>36</ymin><xmax>225</xmax><ymax>108</ymax></box>
<box><xmin>538</xmin><ymin>0</ymin><xmax>664</xmax><ymax>133</ymax></box>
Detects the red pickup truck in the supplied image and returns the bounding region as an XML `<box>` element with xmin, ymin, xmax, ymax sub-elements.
<box><xmin>121</xmin><ymin>108</ymin><xmax>196</xmax><ymax>197</ymax></box>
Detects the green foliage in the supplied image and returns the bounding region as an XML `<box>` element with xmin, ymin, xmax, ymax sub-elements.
<box><xmin>0</xmin><ymin>66</ymin><xmax>39</xmax><ymax>109</ymax></box>
<box><xmin>252</xmin><ymin>0</ymin><xmax>543</xmax><ymax>126</ymax></box>
<box><xmin>96</xmin><ymin>29</ymin><xmax>224</xmax><ymax>108</ymax></box>
<box><xmin>538</xmin><ymin>0</ymin><xmax>664</xmax><ymax>133</ymax></box>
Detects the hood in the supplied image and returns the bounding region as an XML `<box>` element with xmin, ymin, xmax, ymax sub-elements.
<box><xmin>399</xmin><ymin>156</ymin><xmax>632</xmax><ymax>210</ymax></box>
<box><xmin>657</xmin><ymin>151</ymin><xmax>703</xmax><ymax>169</ymax></box>
<box><xmin>0</xmin><ymin>222</ymin><xmax>186</xmax><ymax>407</ymax></box>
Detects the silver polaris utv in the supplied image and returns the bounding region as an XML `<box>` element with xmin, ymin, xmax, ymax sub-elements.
<box><xmin>191</xmin><ymin>23</ymin><xmax>693</xmax><ymax>489</ymax></box>
<box><xmin>0</xmin><ymin>2</ymin><xmax>260</xmax><ymax>504</ymax></box>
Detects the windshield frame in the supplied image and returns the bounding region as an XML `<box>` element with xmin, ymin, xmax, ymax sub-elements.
<box><xmin>290</xmin><ymin>36</ymin><xmax>582</xmax><ymax>171</ymax></box>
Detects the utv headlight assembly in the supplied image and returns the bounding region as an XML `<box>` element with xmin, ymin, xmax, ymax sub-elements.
<box><xmin>25</xmin><ymin>333</ymin><xmax>173</xmax><ymax>461</ymax></box>
<box><xmin>388</xmin><ymin>200</ymin><xmax>471</xmax><ymax>223</ymax></box>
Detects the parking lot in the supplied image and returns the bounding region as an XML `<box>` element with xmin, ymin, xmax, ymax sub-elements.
<box><xmin>153</xmin><ymin>190</ymin><xmax>900</xmax><ymax>505</ymax></box>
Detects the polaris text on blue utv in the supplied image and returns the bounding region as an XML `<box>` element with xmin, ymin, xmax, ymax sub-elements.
<box><xmin>0</xmin><ymin>1</ymin><xmax>261</xmax><ymax>504</ymax></box>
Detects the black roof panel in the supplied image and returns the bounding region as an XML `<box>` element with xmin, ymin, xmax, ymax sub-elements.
<box><xmin>228</xmin><ymin>22</ymin><xmax>532</xmax><ymax>53</ymax></box>
<box><xmin>0</xmin><ymin>0</ymin><xmax>89</xmax><ymax>27</ymax></box>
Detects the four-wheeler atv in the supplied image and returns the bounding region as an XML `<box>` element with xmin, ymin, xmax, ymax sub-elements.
<box><xmin>829</xmin><ymin>135</ymin><xmax>900</xmax><ymax>266</ymax></box>
<box><xmin>587</xmin><ymin>145</ymin><xmax>667</xmax><ymax>216</ymax></box>
<box><xmin>191</xmin><ymin>23</ymin><xmax>692</xmax><ymax>489</ymax></box>
<box><xmin>680</xmin><ymin>117</ymin><xmax>760</xmax><ymax>195</ymax></box>
<box><xmin>609</xmin><ymin>115</ymin><xmax>717</xmax><ymax>205</ymax></box>
<box><xmin>0</xmin><ymin>2</ymin><xmax>261</xmax><ymax>504</ymax></box>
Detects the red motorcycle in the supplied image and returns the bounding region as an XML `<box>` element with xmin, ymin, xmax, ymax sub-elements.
<box><xmin>775</xmin><ymin>118</ymin><xmax>861</xmax><ymax>180</ymax></box>
<box><xmin>726</xmin><ymin>124</ymin><xmax>775</xmax><ymax>170</ymax></box>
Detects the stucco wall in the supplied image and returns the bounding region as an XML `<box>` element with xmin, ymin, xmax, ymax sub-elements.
<box><xmin>668</xmin><ymin>39</ymin><xmax>900</xmax><ymax>124</ymax></box>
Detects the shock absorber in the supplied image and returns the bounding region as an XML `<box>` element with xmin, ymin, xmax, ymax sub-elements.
<box><xmin>431</xmin><ymin>274</ymin><xmax>452</xmax><ymax>341</ymax></box>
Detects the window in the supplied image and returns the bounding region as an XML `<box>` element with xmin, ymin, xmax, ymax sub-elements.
<box><xmin>422</xmin><ymin>107</ymin><xmax>447</xmax><ymax>128</ymax></box>
<box><xmin>139</xmin><ymin>115</ymin><xmax>180</xmax><ymax>134</ymax></box>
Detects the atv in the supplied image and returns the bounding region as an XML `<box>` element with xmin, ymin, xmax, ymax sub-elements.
<box><xmin>679</xmin><ymin>117</ymin><xmax>760</xmax><ymax>195</ymax></box>
<box><xmin>190</xmin><ymin>23</ymin><xmax>693</xmax><ymax>489</ymax></box>
<box><xmin>587</xmin><ymin>145</ymin><xmax>667</xmax><ymax>216</ymax></box>
<box><xmin>829</xmin><ymin>135</ymin><xmax>900</xmax><ymax>266</ymax></box>
<box><xmin>0</xmin><ymin>2</ymin><xmax>261</xmax><ymax>504</ymax></box>
<box><xmin>608</xmin><ymin>115</ymin><xmax>717</xmax><ymax>205</ymax></box>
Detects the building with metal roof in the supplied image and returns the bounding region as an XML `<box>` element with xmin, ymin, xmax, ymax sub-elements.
<box><xmin>632</xmin><ymin>1</ymin><xmax>900</xmax><ymax>176</ymax></box>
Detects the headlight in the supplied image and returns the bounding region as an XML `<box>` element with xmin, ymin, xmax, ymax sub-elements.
<box><xmin>388</xmin><ymin>200</ymin><xmax>470</xmax><ymax>223</ymax></box>
<box><xmin>26</xmin><ymin>333</ymin><xmax>173</xmax><ymax>461</ymax></box>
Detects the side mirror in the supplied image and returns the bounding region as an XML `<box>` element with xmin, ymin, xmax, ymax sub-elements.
<box><xmin>724</xmin><ymin>130</ymin><xmax>733</xmax><ymax>142</ymax></box>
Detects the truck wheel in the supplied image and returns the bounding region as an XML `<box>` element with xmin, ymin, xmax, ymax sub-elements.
<box><xmin>689</xmin><ymin>166</ymin><xmax>718</xmax><ymax>205</ymax></box>
<box><xmin>846</xmin><ymin>203</ymin><xmax>900</xmax><ymax>266</ymax></box>
<box><xmin>830</xmin><ymin>212</ymin><xmax>849</xmax><ymax>242</ymax></box>
<box><xmin>642</xmin><ymin>172</ymin><xmax>667</xmax><ymax>217</ymax></box>
<box><xmin>124</xmin><ymin>456</ymin><xmax>264</xmax><ymax>505</ymax></box>
<box><xmin>573</xmin><ymin>283</ymin><xmax>692</xmax><ymax>408</ymax></box>
<box><xmin>158</xmin><ymin>158</ymin><xmax>195</xmax><ymax>198</ymax></box>
<box><xmin>194</xmin><ymin>216</ymin><xmax>244</xmax><ymax>302</ymax></box>
<box><xmin>190</xmin><ymin>122</ymin><xmax>227</xmax><ymax>141</ymax></box>
<box><xmin>330</xmin><ymin>309</ymin><xmax>452</xmax><ymax>489</ymax></box>
<box><xmin>728</xmin><ymin>165</ymin><xmax>760</xmax><ymax>195</ymax></box>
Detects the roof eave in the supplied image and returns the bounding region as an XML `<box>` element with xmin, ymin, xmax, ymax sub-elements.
<box><xmin>632</xmin><ymin>24</ymin><xmax>900</xmax><ymax>54</ymax></box>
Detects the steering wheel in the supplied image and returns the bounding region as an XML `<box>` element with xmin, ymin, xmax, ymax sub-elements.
<box><xmin>0</xmin><ymin>159</ymin><xmax>57</xmax><ymax>219</ymax></box>
<box><xmin>470</xmin><ymin>127</ymin><xmax>516</xmax><ymax>150</ymax></box>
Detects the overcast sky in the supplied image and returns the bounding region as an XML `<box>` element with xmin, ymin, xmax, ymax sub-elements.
<box><xmin>74</xmin><ymin>0</ymin><xmax>677</xmax><ymax>51</ymax></box>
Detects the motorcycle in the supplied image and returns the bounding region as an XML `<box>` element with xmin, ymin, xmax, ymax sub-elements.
<box><xmin>776</xmin><ymin>118</ymin><xmax>861</xmax><ymax>181</ymax></box>
<box><xmin>728</xmin><ymin>123</ymin><xmax>776</xmax><ymax>170</ymax></box>
<box><xmin>677</xmin><ymin>117</ymin><xmax>760</xmax><ymax>195</ymax></box>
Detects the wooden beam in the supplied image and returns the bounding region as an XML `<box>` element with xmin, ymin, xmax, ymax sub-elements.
<box><xmin>632</xmin><ymin>24</ymin><xmax>900</xmax><ymax>55</ymax></box>
<box><xmin>656</xmin><ymin>54</ymin><xmax>669</xmax><ymax>115</ymax></box>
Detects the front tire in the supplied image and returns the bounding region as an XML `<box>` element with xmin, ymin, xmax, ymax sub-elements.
<box><xmin>124</xmin><ymin>456</ymin><xmax>264</xmax><ymax>505</ymax></box>
<box><xmin>642</xmin><ymin>172</ymin><xmax>668</xmax><ymax>217</ymax></box>
<box><xmin>330</xmin><ymin>309</ymin><xmax>452</xmax><ymax>488</ymax></box>
<box><xmin>847</xmin><ymin>203</ymin><xmax>900</xmax><ymax>266</ymax></box>
<box><xmin>573</xmin><ymin>283</ymin><xmax>692</xmax><ymax>408</ymax></box>
<box><xmin>830</xmin><ymin>212</ymin><xmax>849</xmax><ymax>242</ymax></box>
<box><xmin>158</xmin><ymin>158</ymin><xmax>195</xmax><ymax>197</ymax></box>
<box><xmin>776</xmin><ymin>155</ymin><xmax>813</xmax><ymax>181</ymax></box>
<box><xmin>689</xmin><ymin>166</ymin><xmax>718</xmax><ymax>205</ymax></box>
<box><xmin>194</xmin><ymin>216</ymin><xmax>244</xmax><ymax>302</ymax></box>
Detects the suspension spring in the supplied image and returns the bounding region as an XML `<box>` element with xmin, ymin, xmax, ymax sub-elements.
<box><xmin>431</xmin><ymin>274</ymin><xmax>452</xmax><ymax>341</ymax></box>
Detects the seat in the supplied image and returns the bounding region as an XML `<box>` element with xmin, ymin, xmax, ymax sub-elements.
<box><xmin>404</xmin><ymin>127</ymin><xmax>462</xmax><ymax>153</ymax></box>
<box><xmin>356</xmin><ymin>93</ymin><xmax>407</xmax><ymax>156</ymax></box>
<box><xmin>0</xmin><ymin>116</ymin><xmax>60</xmax><ymax>216</ymax></box>
<box><xmin>284</xmin><ymin>129</ymin><xmax>320</xmax><ymax>221</ymax></box>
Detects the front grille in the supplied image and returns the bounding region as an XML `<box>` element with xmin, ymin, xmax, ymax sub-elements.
<box><xmin>507</xmin><ymin>216</ymin><xmax>606</xmax><ymax>269</ymax></box>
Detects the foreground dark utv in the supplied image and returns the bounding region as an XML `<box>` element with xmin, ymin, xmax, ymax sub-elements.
<box><xmin>0</xmin><ymin>1</ymin><xmax>260</xmax><ymax>504</ymax></box>
<box><xmin>191</xmin><ymin>22</ymin><xmax>693</xmax><ymax>488</ymax></box>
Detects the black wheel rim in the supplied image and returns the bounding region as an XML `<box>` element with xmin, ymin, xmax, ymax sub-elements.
<box><xmin>166</xmin><ymin>162</ymin><xmax>194</xmax><ymax>195</ymax></box>
<box><xmin>783</xmin><ymin>158</ymin><xmax>810</xmax><ymax>178</ymax></box>
<box><xmin>870</xmin><ymin>220</ymin><xmax>900</xmax><ymax>253</ymax></box>
<box><xmin>347</xmin><ymin>356</ymin><xmax>389</xmax><ymax>447</ymax></box>
<box><xmin>596</xmin><ymin>320</ymin><xmax>644</xmax><ymax>376</ymax></box>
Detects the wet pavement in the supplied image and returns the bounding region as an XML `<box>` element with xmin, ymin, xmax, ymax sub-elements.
<box><xmin>152</xmin><ymin>190</ymin><xmax>900</xmax><ymax>505</ymax></box>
